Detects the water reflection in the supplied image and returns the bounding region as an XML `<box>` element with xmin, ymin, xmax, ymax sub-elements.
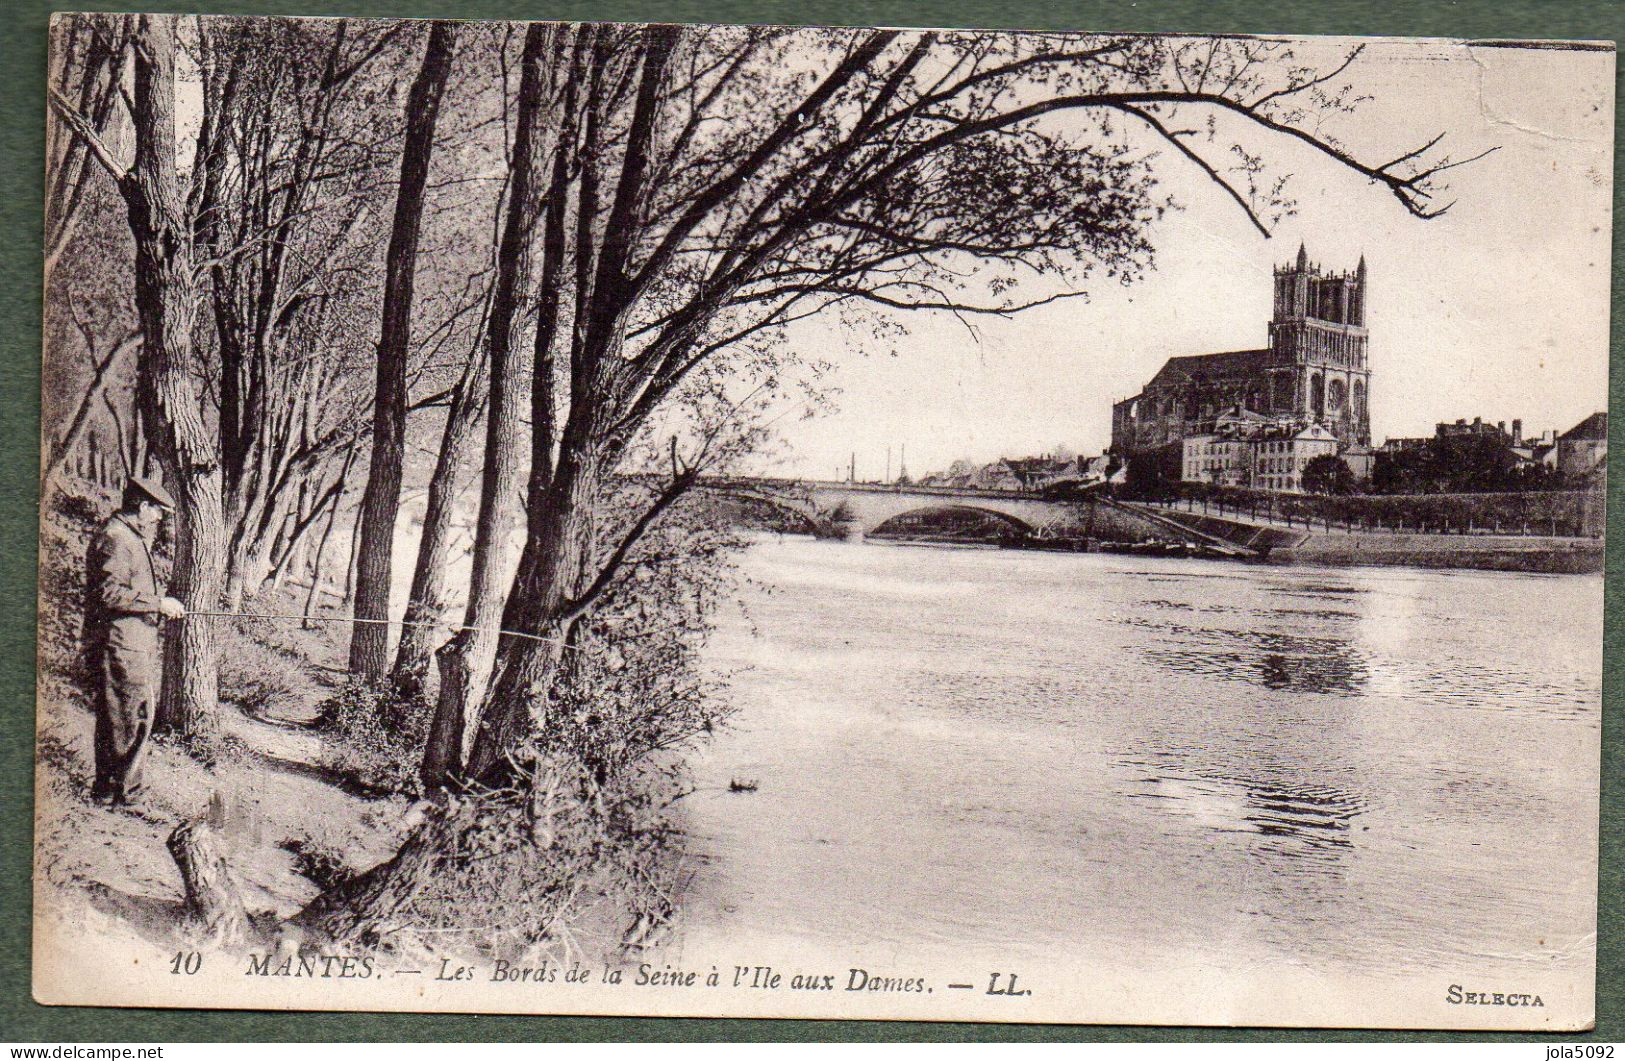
<box><xmin>1256</xmin><ymin>649</ymin><xmax>1364</xmax><ymax>693</ymax></box>
<box><xmin>1271</xmin><ymin>582</ymin><xmax>1370</xmax><ymax>597</ymax></box>
<box><xmin>1141</xmin><ymin>630</ymin><xmax>1368</xmax><ymax>695</ymax></box>
<box><xmin>1113</xmin><ymin>573</ymin><xmax>1375</xmax><ymax>694</ymax></box>
<box><xmin>1243</xmin><ymin>781</ymin><xmax>1361</xmax><ymax>853</ymax></box>
<box><xmin>1127</xmin><ymin>754</ymin><xmax>1365</xmax><ymax>862</ymax></box>
<box><xmin>1264</xmin><ymin>607</ymin><xmax>1359</xmax><ymax>621</ymax></box>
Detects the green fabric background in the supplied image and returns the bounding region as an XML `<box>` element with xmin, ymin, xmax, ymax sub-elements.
<box><xmin>1</xmin><ymin>0</ymin><xmax>1619</xmax><ymax>1043</ymax></box>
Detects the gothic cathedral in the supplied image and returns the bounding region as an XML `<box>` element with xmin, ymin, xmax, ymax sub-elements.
<box><xmin>1111</xmin><ymin>245</ymin><xmax>1372</xmax><ymax>454</ymax></box>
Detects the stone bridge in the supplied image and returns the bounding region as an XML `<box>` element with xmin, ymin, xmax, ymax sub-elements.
<box><xmin>698</xmin><ymin>477</ymin><xmax>1250</xmax><ymax>553</ymax></box>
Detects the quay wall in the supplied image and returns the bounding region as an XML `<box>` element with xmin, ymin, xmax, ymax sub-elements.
<box><xmin>1273</xmin><ymin>530</ymin><xmax>1604</xmax><ymax>574</ymax></box>
<box><xmin>1138</xmin><ymin>503</ymin><xmax>1603</xmax><ymax>573</ymax></box>
<box><xmin>1147</xmin><ymin>486</ymin><xmax>1606</xmax><ymax>538</ymax></box>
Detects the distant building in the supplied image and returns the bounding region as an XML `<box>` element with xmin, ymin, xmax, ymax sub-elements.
<box><xmin>1183</xmin><ymin>420</ymin><xmax>1340</xmax><ymax>493</ymax></box>
<box><xmin>1512</xmin><ymin>428</ymin><xmax>1560</xmax><ymax>471</ymax></box>
<box><xmin>1182</xmin><ymin>434</ymin><xmax>1252</xmax><ymax>488</ymax></box>
<box><xmin>920</xmin><ymin>459</ymin><xmax>978</xmax><ymax>488</ymax></box>
<box><xmin>1340</xmin><ymin>442</ymin><xmax>1376</xmax><ymax>481</ymax></box>
<box><xmin>1077</xmin><ymin>454</ymin><xmax>1124</xmax><ymax>486</ymax></box>
<box><xmin>1001</xmin><ymin>456</ymin><xmax>1078</xmax><ymax>490</ymax></box>
<box><xmin>1380</xmin><ymin>417</ymin><xmax>1585</xmax><ymax>479</ymax></box>
<box><xmin>917</xmin><ymin>451</ymin><xmax>1124</xmax><ymax>493</ymax></box>
<box><xmin>969</xmin><ymin>462</ymin><xmax>1023</xmax><ymax>491</ymax></box>
<box><xmin>1434</xmin><ymin>416</ymin><xmax>1523</xmax><ymax>443</ymax></box>
<box><xmin>1557</xmin><ymin>412</ymin><xmax>1608</xmax><ymax>483</ymax></box>
<box><xmin>1113</xmin><ymin>244</ymin><xmax>1372</xmax><ymax>456</ymax></box>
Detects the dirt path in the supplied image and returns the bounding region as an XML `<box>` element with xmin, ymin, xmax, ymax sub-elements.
<box><xmin>36</xmin><ymin>612</ymin><xmax>410</xmax><ymax>955</ymax></box>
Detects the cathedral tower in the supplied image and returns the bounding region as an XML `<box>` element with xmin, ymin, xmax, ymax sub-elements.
<box><xmin>1110</xmin><ymin>245</ymin><xmax>1375</xmax><ymax>459</ymax></box>
<box><xmin>1268</xmin><ymin>245</ymin><xmax>1371</xmax><ymax>446</ymax></box>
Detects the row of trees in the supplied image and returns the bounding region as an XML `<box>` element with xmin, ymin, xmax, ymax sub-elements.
<box><xmin>1367</xmin><ymin>433</ymin><xmax>1571</xmax><ymax>494</ymax></box>
<box><xmin>47</xmin><ymin>13</ymin><xmax>1464</xmax><ymax>934</ymax></box>
<box><xmin>1270</xmin><ymin>436</ymin><xmax>1573</xmax><ymax>495</ymax></box>
<box><xmin>47</xmin><ymin>16</ymin><xmax>497</xmax><ymax>734</ymax></box>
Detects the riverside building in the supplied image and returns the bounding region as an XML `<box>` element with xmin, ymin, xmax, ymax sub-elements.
<box><xmin>1181</xmin><ymin>417</ymin><xmax>1341</xmax><ymax>493</ymax></box>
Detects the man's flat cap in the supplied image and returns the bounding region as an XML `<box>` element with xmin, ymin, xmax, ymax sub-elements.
<box><xmin>128</xmin><ymin>475</ymin><xmax>176</xmax><ymax>510</ymax></box>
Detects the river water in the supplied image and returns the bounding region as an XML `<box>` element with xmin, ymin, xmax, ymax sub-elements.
<box><xmin>672</xmin><ymin>535</ymin><xmax>1601</xmax><ymax>1025</ymax></box>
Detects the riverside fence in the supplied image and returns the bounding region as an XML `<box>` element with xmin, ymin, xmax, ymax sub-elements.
<box><xmin>1141</xmin><ymin>485</ymin><xmax>1606</xmax><ymax>539</ymax></box>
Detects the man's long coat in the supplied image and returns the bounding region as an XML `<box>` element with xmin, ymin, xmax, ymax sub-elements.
<box><xmin>83</xmin><ymin>513</ymin><xmax>163</xmax><ymax>801</ymax></box>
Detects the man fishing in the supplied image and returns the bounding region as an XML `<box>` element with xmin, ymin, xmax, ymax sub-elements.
<box><xmin>84</xmin><ymin>476</ymin><xmax>185</xmax><ymax>806</ymax></box>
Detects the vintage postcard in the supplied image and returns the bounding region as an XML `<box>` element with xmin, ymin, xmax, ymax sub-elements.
<box><xmin>34</xmin><ymin>12</ymin><xmax>1611</xmax><ymax>1029</ymax></box>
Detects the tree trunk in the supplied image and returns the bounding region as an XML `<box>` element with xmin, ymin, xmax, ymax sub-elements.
<box><xmin>421</xmin><ymin>24</ymin><xmax>553</xmax><ymax>789</ymax></box>
<box><xmin>45</xmin><ymin>18</ymin><xmax>125</xmax><ymax>284</ymax></box>
<box><xmin>390</xmin><ymin>348</ymin><xmax>487</xmax><ymax>695</ymax></box>
<box><xmin>463</xmin><ymin>439</ymin><xmax>600</xmax><ymax>783</ymax></box>
<box><xmin>266</xmin><ymin>467</ymin><xmax>344</xmax><ymax>588</ymax></box>
<box><xmin>461</xmin><ymin>25</ymin><xmax>676</xmax><ymax>784</ymax></box>
<box><xmin>349</xmin><ymin>21</ymin><xmax>458</xmax><ymax>683</ymax></box>
<box><xmin>222</xmin><ymin>550</ymin><xmax>257</xmax><ymax>612</ymax></box>
<box><xmin>166</xmin><ymin>819</ymin><xmax>249</xmax><ymax>946</ymax></box>
<box><xmin>292</xmin><ymin>805</ymin><xmax>459</xmax><ymax>946</ymax></box>
<box><xmin>122</xmin><ymin>15</ymin><xmax>225</xmax><ymax>740</ymax></box>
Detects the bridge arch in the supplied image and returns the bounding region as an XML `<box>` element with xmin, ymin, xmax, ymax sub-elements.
<box><xmin>866</xmin><ymin>503</ymin><xmax>1038</xmax><ymax>540</ymax></box>
<box><xmin>700</xmin><ymin>487</ymin><xmax>827</xmax><ymax>535</ymax></box>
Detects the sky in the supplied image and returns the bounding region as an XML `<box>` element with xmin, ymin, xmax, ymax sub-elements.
<box><xmin>758</xmin><ymin>36</ymin><xmax>1616</xmax><ymax>482</ymax></box>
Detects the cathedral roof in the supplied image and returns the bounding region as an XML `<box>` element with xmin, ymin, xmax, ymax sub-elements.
<box><xmin>1145</xmin><ymin>348</ymin><xmax>1275</xmax><ymax>391</ymax></box>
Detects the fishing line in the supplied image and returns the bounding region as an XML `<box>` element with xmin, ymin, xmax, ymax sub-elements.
<box><xmin>181</xmin><ymin>609</ymin><xmax>586</xmax><ymax>651</ymax></box>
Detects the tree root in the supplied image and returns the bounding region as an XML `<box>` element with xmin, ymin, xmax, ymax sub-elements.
<box><xmin>289</xmin><ymin>801</ymin><xmax>456</xmax><ymax>947</ymax></box>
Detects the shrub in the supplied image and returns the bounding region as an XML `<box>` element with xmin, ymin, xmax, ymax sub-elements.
<box><xmin>546</xmin><ymin>497</ymin><xmax>743</xmax><ymax>789</ymax></box>
<box><xmin>399</xmin><ymin>751</ymin><xmax>686</xmax><ymax>961</ymax></box>
<box><xmin>317</xmin><ymin>680</ymin><xmax>433</xmax><ymax>796</ymax></box>
<box><xmin>311</xmin><ymin>488</ymin><xmax>742</xmax><ymax>960</ymax></box>
<box><xmin>385</xmin><ymin>493</ymin><xmax>742</xmax><ymax>960</ymax></box>
<box><xmin>403</xmin><ymin>756</ymin><xmax>602</xmax><ymax>959</ymax></box>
